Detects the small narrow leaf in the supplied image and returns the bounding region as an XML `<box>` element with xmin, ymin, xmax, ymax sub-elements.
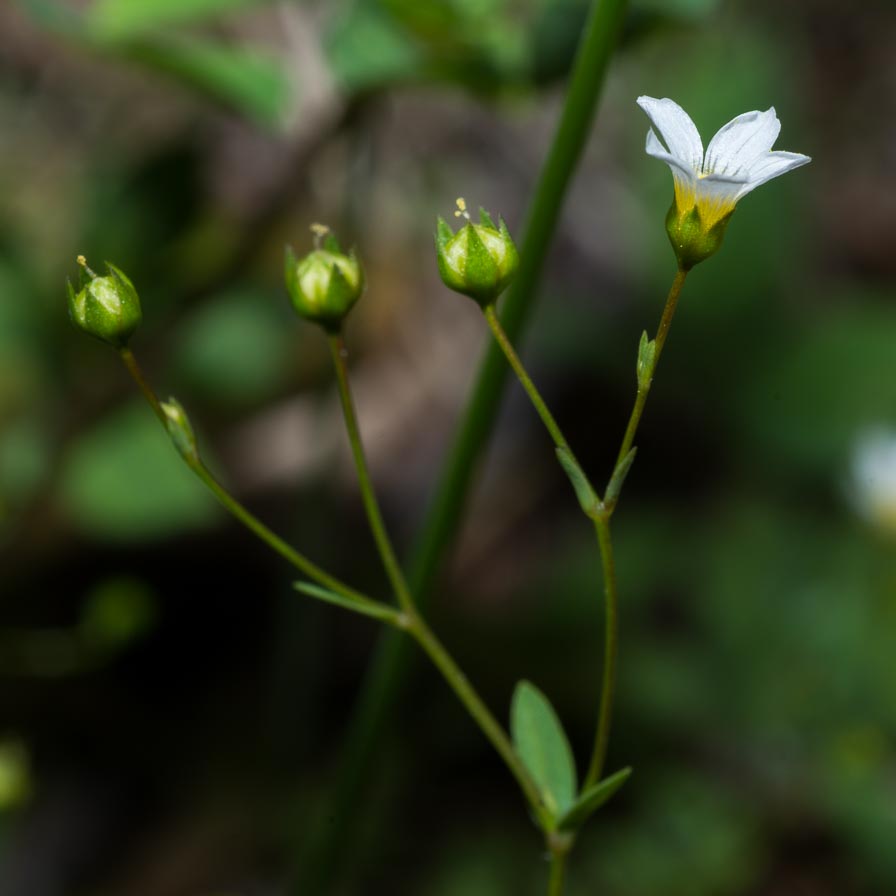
<box><xmin>293</xmin><ymin>582</ymin><xmax>400</xmax><ymax>626</ymax></box>
<box><xmin>637</xmin><ymin>331</ymin><xmax>657</xmax><ymax>389</ymax></box>
<box><xmin>556</xmin><ymin>447</ymin><xmax>598</xmax><ymax>516</ymax></box>
<box><xmin>510</xmin><ymin>680</ymin><xmax>577</xmax><ymax>818</ymax></box>
<box><xmin>557</xmin><ymin>767</ymin><xmax>632</xmax><ymax>832</ymax></box>
<box><xmin>604</xmin><ymin>447</ymin><xmax>637</xmax><ymax>508</ymax></box>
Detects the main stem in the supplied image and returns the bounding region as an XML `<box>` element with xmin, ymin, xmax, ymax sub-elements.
<box><xmin>584</xmin><ymin>516</ymin><xmax>617</xmax><ymax>787</ymax></box>
<box><xmin>548</xmin><ymin>851</ymin><xmax>569</xmax><ymax>896</ymax></box>
<box><xmin>327</xmin><ymin>330</ymin><xmax>545</xmax><ymax>817</ymax></box>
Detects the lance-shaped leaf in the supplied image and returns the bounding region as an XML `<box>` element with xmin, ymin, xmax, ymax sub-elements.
<box><xmin>293</xmin><ymin>582</ymin><xmax>401</xmax><ymax>626</ymax></box>
<box><xmin>557</xmin><ymin>767</ymin><xmax>632</xmax><ymax>832</ymax></box>
<box><xmin>556</xmin><ymin>447</ymin><xmax>599</xmax><ymax>516</ymax></box>
<box><xmin>510</xmin><ymin>680</ymin><xmax>577</xmax><ymax>819</ymax></box>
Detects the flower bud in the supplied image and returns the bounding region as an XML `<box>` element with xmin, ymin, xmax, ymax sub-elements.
<box><xmin>284</xmin><ymin>226</ymin><xmax>364</xmax><ymax>331</ymax></box>
<box><xmin>435</xmin><ymin>199</ymin><xmax>519</xmax><ymax>306</ymax></box>
<box><xmin>665</xmin><ymin>200</ymin><xmax>732</xmax><ymax>272</ymax></box>
<box><xmin>67</xmin><ymin>257</ymin><xmax>142</xmax><ymax>348</ymax></box>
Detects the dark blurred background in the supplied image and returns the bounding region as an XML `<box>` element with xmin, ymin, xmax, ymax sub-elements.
<box><xmin>1</xmin><ymin>0</ymin><xmax>894</xmax><ymax>894</ymax></box>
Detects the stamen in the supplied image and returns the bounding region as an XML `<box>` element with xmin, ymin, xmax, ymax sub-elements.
<box><xmin>76</xmin><ymin>255</ymin><xmax>98</xmax><ymax>279</ymax></box>
<box><xmin>454</xmin><ymin>197</ymin><xmax>471</xmax><ymax>221</ymax></box>
<box><xmin>310</xmin><ymin>222</ymin><xmax>330</xmax><ymax>248</ymax></box>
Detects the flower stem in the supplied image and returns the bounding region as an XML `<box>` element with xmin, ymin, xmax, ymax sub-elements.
<box><xmin>584</xmin><ymin>515</ymin><xmax>618</xmax><ymax>787</ymax></box>
<box><xmin>327</xmin><ymin>332</ymin><xmax>415</xmax><ymax>615</ymax></box>
<box><xmin>547</xmin><ymin>848</ymin><xmax>569</xmax><ymax>896</ymax></box>
<box><xmin>483</xmin><ymin>304</ymin><xmax>579</xmax><ymax>462</ymax></box>
<box><xmin>119</xmin><ymin>347</ymin><xmax>165</xmax><ymax>424</ymax></box>
<box><xmin>327</xmin><ymin>330</ymin><xmax>545</xmax><ymax>818</ymax></box>
<box><xmin>614</xmin><ymin>269</ymin><xmax>688</xmax><ymax>467</ymax></box>
<box><xmin>118</xmin><ymin>349</ymin><xmax>380</xmax><ymax>612</ymax></box>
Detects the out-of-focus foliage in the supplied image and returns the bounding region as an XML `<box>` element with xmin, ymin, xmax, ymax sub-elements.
<box><xmin>1</xmin><ymin>0</ymin><xmax>894</xmax><ymax>893</ymax></box>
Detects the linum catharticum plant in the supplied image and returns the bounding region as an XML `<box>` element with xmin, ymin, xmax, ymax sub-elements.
<box><xmin>66</xmin><ymin>96</ymin><xmax>810</xmax><ymax>895</ymax></box>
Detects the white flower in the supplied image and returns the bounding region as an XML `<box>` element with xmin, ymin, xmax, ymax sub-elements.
<box><xmin>637</xmin><ymin>96</ymin><xmax>811</xmax><ymax>229</ymax></box>
<box><xmin>850</xmin><ymin>427</ymin><xmax>896</xmax><ymax>534</ymax></box>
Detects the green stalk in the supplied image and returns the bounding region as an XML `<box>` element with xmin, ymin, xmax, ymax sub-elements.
<box><xmin>308</xmin><ymin>6</ymin><xmax>629</xmax><ymax>882</ymax></box>
<box><xmin>327</xmin><ymin>333</ymin><xmax>414</xmax><ymax>614</ymax></box>
<box><xmin>548</xmin><ymin>851</ymin><xmax>569</xmax><ymax>896</ymax></box>
<box><xmin>118</xmin><ymin>349</ymin><xmax>376</xmax><ymax>611</ymax></box>
<box><xmin>327</xmin><ymin>330</ymin><xmax>545</xmax><ymax>817</ymax></box>
<box><xmin>584</xmin><ymin>516</ymin><xmax>618</xmax><ymax>787</ymax></box>
<box><xmin>614</xmin><ymin>269</ymin><xmax>687</xmax><ymax>467</ymax></box>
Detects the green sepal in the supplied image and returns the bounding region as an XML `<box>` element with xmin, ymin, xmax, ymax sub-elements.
<box><xmin>510</xmin><ymin>680</ymin><xmax>578</xmax><ymax>822</ymax></box>
<box><xmin>636</xmin><ymin>331</ymin><xmax>657</xmax><ymax>389</ymax></box>
<box><xmin>436</xmin><ymin>216</ymin><xmax>454</xmax><ymax>250</ymax></box>
<box><xmin>160</xmin><ymin>397</ymin><xmax>198</xmax><ymax>464</ymax></box>
<box><xmin>666</xmin><ymin>199</ymin><xmax>733</xmax><ymax>271</ymax></box>
<box><xmin>604</xmin><ymin>447</ymin><xmax>637</xmax><ymax>510</ymax></box>
<box><xmin>479</xmin><ymin>207</ymin><xmax>496</xmax><ymax>229</ymax></box>
<box><xmin>323</xmin><ymin>232</ymin><xmax>342</xmax><ymax>254</ymax></box>
<box><xmin>462</xmin><ymin>223</ymin><xmax>500</xmax><ymax>302</ymax></box>
<box><xmin>556</xmin><ymin>447</ymin><xmax>599</xmax><ymax>517</ymax></box>
<box><xmin>557</xmin><ymin>767</ymin><xmax>632</xmax><ymax>832</ymax></box>
<box><xmin>284</xmin><ymin>245</ymin><xmax>299</xmax><ymax>301</ymax></box>
<box><xmin>293</xmin><ymin>581</ymin><xmax>401</xmax><ymax>626</ymax></box>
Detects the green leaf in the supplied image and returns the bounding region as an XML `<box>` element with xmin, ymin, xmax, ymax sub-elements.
<box><xmin>557</xmin><ymin>767</ymin><xmax>632</xmax><ymax>832</ymax></box>
<box><xmin>555</xmin><ymin>447</ymin><xmax>598</xmax><ymax>516</ymax></box>
<box><xmin>87</xmin><ymin>0</ymin><xmax>263</xmax><ymax>41</ymax></box>
<box><xmin>293</xmin><ymin>582</ymin><xmax>400</xmax><ymax>626</ymax></box>
<box><xmin>510</xmin><ymin>680</ymin><xmax>577</xmax><ymax>818</ymax></box>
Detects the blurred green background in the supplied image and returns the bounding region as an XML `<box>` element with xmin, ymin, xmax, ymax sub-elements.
<box><xmin>1</xmin><ymin>0</ymin><xmax>894</xmax><ymax>893</ymax></box>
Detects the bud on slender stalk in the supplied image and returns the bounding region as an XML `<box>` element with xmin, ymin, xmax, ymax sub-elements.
<box><xmin>67</xmin><ymin>257</ymin><xmax>142</xmax><ymax>348</ymax></box>
<box><xmin>284</xmin><ymin>225</ymin><xmax>364</xmax><ymax>331</ymax></box>
<box><xmin>435</xmin><ymin>199</ymin><xmax>519</xmax><ymax>306</ymax></box>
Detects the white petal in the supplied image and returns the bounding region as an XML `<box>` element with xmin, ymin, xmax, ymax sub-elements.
<box><xmin>736</xmin><ymin>150</ymin><xmax>811</xmax><ymax>199</ymax></box>
<box><xmin>645</xmin><ymin>128</ymin><xmax>697</xmax><ymax>188</ymax></box>
<box><xmin>637</xmin><ymin>96</ymin><xmax>703</xmax><ymax>171</ymax></box>
<box><xmin>704</xmin><ymin>108</ymin><xmax>781</xmax><ymax>177</ymax></box>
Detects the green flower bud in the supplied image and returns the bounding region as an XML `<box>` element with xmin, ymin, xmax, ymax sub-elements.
<box><xmin>665</xmin><ymin>200</ymin><xmax>733</xmax><ymax>272</ymax></box>
<box><xmin>67</xmin><ymin>257</ymin><xmax>142</xmax><ymax>348</ymax></box>
<box><xmin>284</xmin><ymin>226</ymin><xmax>364</xmax><ymax>331</ymax></box>
<box><xmin>435</xmin><ymin>199</ymin><xmax>519</xmax><ymax>306</ymax></box>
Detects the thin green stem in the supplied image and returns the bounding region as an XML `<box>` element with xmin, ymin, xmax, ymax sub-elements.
<box><xmin>483</xmin><ymin>304</ymin><xmax>581</xmax><ymax>463</ymax></box>
<box><xmin>326</xmin><ymin>329</ymin><xmax>545</xmax><ymax>817</ymax></box>
<box><xmin>614</xmin><ymin>269</ymin><xmax>688</xmax><ymax>468</ymax></box>
<box><xmin>327</xmin><ymin>331</ymin><xmax>415</xmax><ymax>614</ymax></box>
<box><xmin>409</xmin><ymin>613</ymin><xmax>545</xmax><ymax>816</ymax></box>
<box><xmin>118</xmin><ymin>349</ymin><xmax>376</xmax><ymax>609</ymax></box>
<box><xmin>547</xmin><ymin>848</ymin><xmax>569</xmax><ymax>896</ymax></box>
<box><xmin>119</xmin><ymin>347</ymin><xmax>165</xmax><ymax>424</ymax></box>
<box><xmin>584</xmin><ymin>516</ymin><xmax>618</xmax><ymax>787</ymax></box>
